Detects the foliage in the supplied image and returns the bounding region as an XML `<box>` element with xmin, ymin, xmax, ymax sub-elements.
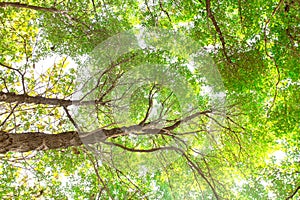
<box><xmin>0</xmin><ymin>0</ymin><xmax>299</xmax><ymax>199</ymax></box>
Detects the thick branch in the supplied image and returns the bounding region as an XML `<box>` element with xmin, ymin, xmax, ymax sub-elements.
<box><xmin>0</xmin><ymin>2</ymin><xmax>61</xmax><ymax>13</ymax></box>
<box><xmin>0</xmin><ymin>131</ymin><xmax>82</xmax><ymax>153</ymax></box>
<box><xmin>0</xmin><ymin>127</ymin><xmax>123</xmax><ymax>153</ymax></box>
<box><xmin>0</xmin><ymin>124</ymin><xmax>170</xmax><ymax>153</ymax></box>
<box><xmin>0</xmin><ymin>2</ymin><xmax>90</xmax><ymax>29</ymax></box>
<box><xmin>0</xmin><ymin>109</ymin><xmax>211</xmax><ymax>153</ymax></box>
<box><xmin>0</xmin><ymin>91</ymin><xmax>106</xmax><ymax>107</ymax></box>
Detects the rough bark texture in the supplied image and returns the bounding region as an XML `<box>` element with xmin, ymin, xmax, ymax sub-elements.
<box><xmin>0</xmin><ymin>91</ymin><xmax>105</xmax><ymax>107</ymax></box>
<box><xmin>0</xmin><ymin>131</ymin><xmax>82</xmax><ymax>153</ymax></box>
<box><xmin>0</xmin><ymin>128</ymin><xmax>124</xmax><ymax>153</ymax></box>
<box><xmin>0</xmin><ymin>91</ymin><xmax>73</xmax><ymax>107</ymax></box>
<box><xmin>0</xmin><ymin>111</ymin><xmax>210</xmax><ymax>153</ymax></box>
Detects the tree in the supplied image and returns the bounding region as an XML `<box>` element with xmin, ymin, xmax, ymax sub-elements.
<box><xmin>0</xmin><ymin>0</ymin><xmax>299</xmax><ymax>199</ymax></box>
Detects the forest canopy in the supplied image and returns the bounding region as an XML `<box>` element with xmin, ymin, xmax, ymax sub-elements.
<box><xmin>0</xmin><ymin>0</ymin><xmax>299</xmax><ymax>199</ymax></box>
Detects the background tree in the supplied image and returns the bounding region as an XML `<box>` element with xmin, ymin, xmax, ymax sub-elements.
<box><xmin>0</xmin><ymin>0</ymin><xmax>299</xmax><ymax>199</ymax></box>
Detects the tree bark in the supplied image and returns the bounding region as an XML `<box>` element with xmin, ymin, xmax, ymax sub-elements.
<box><xmin>0</xmin><ymin>111</ymin><xmax>210</xmax><ymax>153</ymax></box>
<box><xmin>0</xmin><ymin>91</ymin><xmax>105</xmax><ymax>107</ymax></box>
<box><xmin>0</xmin><ymin>131</ymin><xmax>82</xmax><ymax>153</ymax></box>
<box><xmin>0</xmin><ymin>2</ymin><xmax>61</xmax><ymax>13</ymax></box>
<box><xmin>0</xmin><ymin>127</ymin><xmax>124</xmax><ymax>153</ymax></box>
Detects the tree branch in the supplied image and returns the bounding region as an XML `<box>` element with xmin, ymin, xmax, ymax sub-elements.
<box><xmin>0</xmin><ymin>91</ymin><xmax>107</xmax><ymax>107</ymax></box>
<box><xmin>0</xmin><ymin>130</ymin><xmax>82</xmax><ymax>153</ymax></box>
<box><xmin>204</xmin><ymin>0</ymin><xmax>232</xmax><ymax>64</ymax></box>
<box><xmin>63</xmin><ymin>106</ymin><xmax>80</xmax><ymax>131</ymax></box>
<box><xmin>0</xmin><ymin>109</ymin><xmax>212</xmax><ymax>153</ymax></box>
<box><xmin>0</xmin><ymin>2</ymin><xmax>91</xmax><ymax>30</ymax></box>
<box><xmin>263</xmin><ymin>0</ymin><xmax>284</xmax><ymax>116</ymax></box>
<box><xmin>0</xmin><ymin>2</ymin><xmax>62</xmax><ymax>13</ymax></box>
<box><xmin>0</xmin><ymin>127</ymin><xmax>121</xmax><ymax>153</ymax></box>
<box><xmin>286</xmin><ymin>185</ymin><xmax>300</xmax><ymax>200</ymax></box>
<box><xmin>0</xmin><ymin>62</ymin><xmax>26</xmax><ymax>93</ymax></box>
<box><xmin>0</xmin><ymin>103</ymin><xmax>18</xmax><ymax>127</ymax></box>
<box><xmin>163</xmin><ymin>110</ymin><xmax>212</xmax><ymax>131</ymax></box>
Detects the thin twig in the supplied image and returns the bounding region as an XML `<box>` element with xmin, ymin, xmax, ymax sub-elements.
<box><xmin>63</xmin><ymin>106</ymin><xmax>80</xmax><ymax>131</ymax></box>
<box><xmin>263</xmin><ymin>0</ymin><xmax>284</xmax><ymax>116</ymax></box>
<box><xmin>0</xmin><ymin>103</ymin><xmax>18</xmax><ymax>127</ymax></box>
